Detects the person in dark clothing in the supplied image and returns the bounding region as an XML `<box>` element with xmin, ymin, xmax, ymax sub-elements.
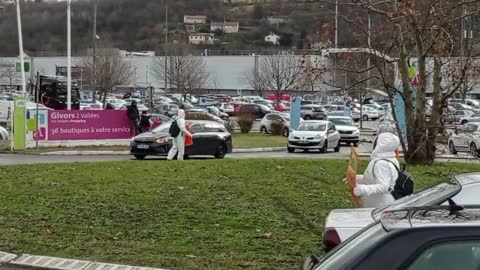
<box><xmin>139</xmin><ymin>111</ymin><xmax>151</xmax><ymax>133</ymax></box>
<box><xmin>106</xmin><ymin>103</ymin><xmax>114</xmax><ymax>110</ymax></box>
<box><xmin>127</xmin><ymin>101</ymin><xmax>140</xmax><ymax>136</ymax></box>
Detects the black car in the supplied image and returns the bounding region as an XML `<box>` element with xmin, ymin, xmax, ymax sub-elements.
<box><xmin>130</xmin><ymin>120</ymin><xmax>232</xmax><ymax>160</ymax></box>
<box><xmin>304</xmin><ymin>205</ymin><xmax>480</xmax><ymax>270</ymax></box>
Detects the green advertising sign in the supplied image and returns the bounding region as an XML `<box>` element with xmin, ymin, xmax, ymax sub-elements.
<box><xmin>13</xmin><ymin>97</ymin><xmax>26</xmax><ymax>150</ymax></box>
<box><xmin>15</xmin><ymin>62</ymin><xmax>30</xmax><ymax>72</ymax></box>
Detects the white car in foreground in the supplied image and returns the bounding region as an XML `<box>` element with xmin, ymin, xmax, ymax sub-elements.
<box><xmin>327</xmin><ymin>116</ymin><xmax>360</xmax><ymax>146</ymax></box>
<box><xmin>287</xmin><ymin>120</ymin><xmax>341</xmax><ymax>153</ymax></box>
<box><xmin>323</xmin><ymin>173</ymin><xmax>480</xmax><ymax>251</ymax></box>
<box><xmin>448</xmin><ymin>123</ymin><xmax>480</xmax><ymax>157</ymax></box>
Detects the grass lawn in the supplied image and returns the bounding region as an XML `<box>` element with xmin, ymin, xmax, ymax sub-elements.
<box><xmin>232</xmin><ymin>133</ymin><xmax>286</xmax><ymax>149</ymax></box>
<box><xmin>0</xmin><ymin>159</ymin><xmax>479</xmax><ymax>270</ymax></box>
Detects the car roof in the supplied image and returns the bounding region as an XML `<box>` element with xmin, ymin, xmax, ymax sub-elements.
<box><xmin>454</xmin><ymin>173</ymin><xmax>480</xmax><ymax>186</ymax></box>
<box><xmin>328</xmin><ymin>116</ymin><xmax>351</xmax><ymax>120</ymax></box>
<box><xmin>302</xmin><ymin>120</ymin><xmax>329</xmax><ymax>124</ymax></box>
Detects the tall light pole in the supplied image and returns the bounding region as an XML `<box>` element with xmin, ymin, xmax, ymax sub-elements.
<box><xmin>333</xmin><ymin>0</ymin><xmax>338</xmax><ymax>93</ymax></box>
<box><xmin>164</xmin><ymin>0</ymin><xmax>168</xmax><ymax>92</ymax></box>
<box><xmin>92</xmin><ymin>0</ymin><xmax>97</xmax><ymax>102</ymax></box>
<box><xmin>67</xmin><ymin>0</ymin><xmax>72</xmax><ymax>110</ymax></box>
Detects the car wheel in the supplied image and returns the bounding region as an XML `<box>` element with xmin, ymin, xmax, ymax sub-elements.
<box><xmin>287</xmin><ymin>147</ymin><xmax>295</xmax><ymax>153</ymax></box>
<box><xmin>283</xmin><ymin>127</ymin><xmax>289</xmax><ymax>137</ymax></box>
<box><xmin>449</xmin><ymin>141</ymin><xmax>457</xmax><ymax>155</ymax></box>
<box><xmin>320</xmin><ymin>141</ymin><xmax>328</xmax><ymax>153</ymax></box>
<box><xmin>363</xmin><ymin>115</ymin><xmax>369</xmax><ymax>121</ymax></box>
<box><xmin>334</xmin><ymin>140</ymin><xmax>341</xmax><ymax>152</ymax></box>
<box><xmin>260</xmin><ymin>126</ymin><xmax>268</xmax><ymax>134</ymax></box>
<box><xmin>214</xmin><ymin>144</ymin><xmax>226</xmax><ymax>159</ymax></box>
<box><xmin>470</xmin><ymin>143</ymin><xmax>480</xmax><ymax>158</ymax></box>
<box><xmin>305</xmin><ymin>115</ymin><xmax>312</xmax><ymax>120</ymax></box>
<box><xmin>461</xmin><ymin>120</ymin><xmax>468</xmax><ymax>125</ymax></box>
<box><xmin>134</xmin><ymin>154</ymin><xmax>146</xmax><ymax>160</ymax></box>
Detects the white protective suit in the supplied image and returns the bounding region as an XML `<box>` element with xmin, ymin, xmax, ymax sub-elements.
<box><xmin>354</xmin><ymin>132</ymin><xmax>400</xmax><ymax>208</ymax></box>
<box><xmin>167</xmin><ymin>110</ymin><xmax>191</xmax><ymax>161</ymax></box>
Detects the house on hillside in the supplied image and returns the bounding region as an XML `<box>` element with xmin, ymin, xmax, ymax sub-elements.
<box><xmin>267</xmin><ymin>16</ymin><xmax>289</xmax><ymax>25</ymax></box>
<box><xmin>224</xmin><ymin>0</ymin><xmax>259</xmax><ymax>4</ymax></box>
<box><xmin>265</xmin><ymin>33</ymin><xmax>280</xmax><ymax>45</ymax></box>
<box><xmin>189</xmin><ymin>33</ymin><xmax>215</xmax><ymax>45</ymax></box>
<box><xmin>210</xmin><ymin>22</ymin><xmax>240</xmax><ymax>33</ymax></box>
<box><xmin>184</xmin><ymin>15</ymin><xmax>207</xmax><ymax>24</ymax></box>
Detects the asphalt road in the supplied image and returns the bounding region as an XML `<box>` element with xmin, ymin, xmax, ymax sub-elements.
<box><xmin>0</xmin><ymin>148</ymin><xmax>353</xmax><ymax>165</ymax></box>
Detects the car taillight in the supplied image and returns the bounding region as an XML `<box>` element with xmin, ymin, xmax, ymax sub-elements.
<box><xmin>323</xmin><ymin>228</ymin><xmax>341</xmax><ymax>252</ymax></box>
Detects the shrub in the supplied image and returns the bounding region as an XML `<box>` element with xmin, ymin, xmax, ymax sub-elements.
<box><xmin>224</xmin><ymin>120</ymin><xmax>236</xmax><ymax>133</ymax></box>
<box><xmin>270</xmin><ymin>121</ymin><xmax>285</xmax><ymax>136</ymax></box>
<box><xmin>238</xmin><ymin>114</ymin><xmax>255</xmax><ymax>134</ymax></box>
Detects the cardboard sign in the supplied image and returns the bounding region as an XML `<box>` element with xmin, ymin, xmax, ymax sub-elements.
<box><xmin>347</xmin><ymin>148</ymin><xmax>361</xmax><ymax>207</ymax></box>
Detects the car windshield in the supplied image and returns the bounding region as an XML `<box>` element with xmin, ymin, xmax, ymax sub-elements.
<box><xmin>297</xmin><ymin>122</ymin><xmax>326</xmax><ymax>131</ymax></box>
<box><xmin>315</xmin><ymin>222</ymin><xmax>386</xmax><ymax>270</ymax></box>
<box><xmin>152</xmin><ymin>122</ymin><xmax>172</xmax><ymax>133</ymax></box>
<box><xmin>329</xmin><ymin>118</ymin><xmax>354</xmax><ymax>126</ymax></box>
<box><xmin>371</xmin><ymin>181</ymin><xmax>461</xmax><ymax>220</ymax></box>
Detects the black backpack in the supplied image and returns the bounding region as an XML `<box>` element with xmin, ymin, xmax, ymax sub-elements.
<box><xmin>169</xmin><ymin>119</ymin><xmax>181</xmax><ymax>137</ymax></box>
<box><xmin>374</xmin><ymin>159</ymin><xmax>414</xmax><ymax>200</ymax></box>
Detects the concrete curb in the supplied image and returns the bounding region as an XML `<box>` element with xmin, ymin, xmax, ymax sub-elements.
<box><xmin>40</xmin><ymin>147</ymin><xmax>287</xmax><ymax>156</ymax></box>
<box><xmin>358</xmin><ymin>153</ymin><xmax>480</xmax><ymax>161</ymax></box>
<box><xmin>1</xmin><ymin>253</ymin><xmax>170</xmax><ymax>270</ymax></box>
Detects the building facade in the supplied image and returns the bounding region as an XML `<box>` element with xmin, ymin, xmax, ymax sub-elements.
<box><xmin>189</xmin><ymin>33</ymin><xmax>215</xmax><ymax>45</ymax></box>
<box><xmin>210</xmin><ymin>22</ymin><xmax>240</xmax><ymax>33</ymax></box>
<box><xmin>183</xmin><ymin>15</ymin><xmax>207</xmax><ymax>24</ymax></box>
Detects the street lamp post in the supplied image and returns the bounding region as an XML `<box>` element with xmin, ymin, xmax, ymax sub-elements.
<box><xmin>164</xmin><ymin>0</ymin><xmax>168</xmax><ymax>92</ymax></box>
<box><xmin>92</xmin><ymin>0</ymin><xmax>98</xmax><ymax>102</ymax></box>
<box><xmin>67</xmin><ymin>0</ymin><xmax>72</xmax><ymax>110</ymax></box>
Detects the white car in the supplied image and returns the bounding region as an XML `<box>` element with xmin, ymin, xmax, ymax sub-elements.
<box><xmin>448</xmin><ymin>123</ymin><xmax>480</xmax><ymax>157</ymax></box>
<box><xmin>217</xmin><ymin>103</ymin><xmax>234</xmax><ymax>115</ymax></box>
<box><xmin>363</xmin><ymin>103</ymin><xmax>382</xmax><ymax>110</ymax></box>
<box><xmin>327</xmin><ymin>116</ymin><xmax>360</xmax><ymax>146</ymax></box>
<box><xmin>459</xmin><ymin>112</ymin><xmax>480</xmax><ymax>125</ymax></box>
<box><xmin>260</xmin><ymin>112</ymin><xmax>292</xmax><ymax>137</ymax></box>
<box><xmin>287</xmin><ymin>120</ymin><xmax>341</xmax><ymax>153</ymax></box>
<box><xmin>323</xmin><ymin>173</ymin><xmax>480</xmax><ymax>251</ymax></box>
<box><xmin>361</xmin><ymin>106</ymin><xmax>379</xmax><ymax>121</ymax></box>
<box><xmin>0</xmin><ymin>126</ymin><xmax>9</xmax><ymax>140</ymax></box>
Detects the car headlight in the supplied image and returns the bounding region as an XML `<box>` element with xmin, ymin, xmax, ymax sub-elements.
<box><xmin>353</xmin><ymin>130</ymin><xmax>360</xmax><ymax>135</ymax></box>
<box><xmin>155</xmin><ymin>138</ymin><xmax>166</xmax><ymax>144</ymax></box>
<box><xmin>315</xmin><ymin>134</ymin><xmax>323</xmax><ymax>140</ymax></box>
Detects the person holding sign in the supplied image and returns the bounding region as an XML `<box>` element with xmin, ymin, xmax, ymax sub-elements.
<box><xmin>353</xmin><ymin>132</ymin><xmax>400</xmax><ymax>208</ymax></box>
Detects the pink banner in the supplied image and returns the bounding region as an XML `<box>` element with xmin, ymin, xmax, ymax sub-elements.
<box><xmin>48</xmin><ymin>110</ymin><xmax>131</xmax><ymax>140</ymax></box>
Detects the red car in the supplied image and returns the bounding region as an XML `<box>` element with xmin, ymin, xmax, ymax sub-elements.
<box><xmin>273</xmin><ymin>102</ymin><xmax>289</xmax><ymax>112</ymax></box>
<box><xmin>266</xmin><ymin>93</ymin><xmax>291</xmax><ymax>102</ymax></box>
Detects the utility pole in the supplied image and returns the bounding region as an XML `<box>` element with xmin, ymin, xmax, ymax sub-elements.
<box><xmin>92</xmin><ymin>0</ymin><xmax>97</xmax><ymax>102</ymax></box>
<box><xmin>361</xmin><ymin>9</ymin><xmax>372</xmax><ymax>129</ymax></box>
<box><xmin>67</xmin><ymin>0</ymin><xmax>72</xmax><ymax>110</ymax></box>
<box><xmin>333</xmin><ymin>0</ymin><xmax>338</xmax><ymax>95</ymax></box>
<box><xmin>254</xmin><ymin>54</ymin><xmax>259</xmax><ymax>95</ymax></box>
<box><xmin>164</xmin><ymin>0</ymin><xmax>168</xmax><ymax>92</ymax></box>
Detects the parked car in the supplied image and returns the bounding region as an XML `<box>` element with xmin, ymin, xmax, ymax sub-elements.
<box><xmin>130</xmin><ymin>120</ymin><xmax>232</xmax><ymax>160</ymax></box>
<box><xmin>361</xmin><ymin>106</ymin><xmax>379</xmax><ymax>121</ymax></box>
<box><xmin>266</xmin><ymin>93</ymin><xmax>291</xmax><ymax>102</ymax></box>
<box><xmin>453</xmin><ymin>103</ymin><xmax>480</xmax><ymax>113</ymax></box>
<box><xmin>452</xmin><ymin>98</ymin><xmax>480</xmax><ymax>108</ymax></box>
<box><xmin>273</xmin><ymin>102</ymin><xmax>289</xmax><ymax>112</ymax></box>
<box><xmin>445</xmin><ymin>110</ymin><xmax>474</xmax><ymax>124</ymax></box>
<box><xmin>0</xmin><ymin>126</ymin><xmax>9</xmax><ymax>140</ymax></box>
<box><xmin>238</xmin><ymin>103</ymin><xmax>271</xmax><ymax>118</ymax></box>
<box><xmin>305</xmin><ymin>204</ymin><xmax>480</xmax><ymax>270</ymax></box>
<box><xmin>322</xmin><ymin>173</ymin><xmax>480</xmax><ymax>251</ymax></box>
<box><xmin>206</xmin><ymin>106</ymin><xmax>229</xmax><ymax>120</ymax></box>
<box><xmin>217</xmin><ymin>103</ymin><xmax>234</xmax><ymax>116</ymax></box>
<box><xmin>301</xmin><ymin>105</ymin><xmax>327</xmax><ymax>120</ymax></box>
<box><xmin>460</xmin><ymin>112</ymin><xmax>480</xmax><ymax>125</ymax></box>
<box><xmin>159</xmin><ymin>104</ymin><xmax>179</xmax><ymax>117</ymax></box>
<box><xmin>260</xmin><ymin>112</ymin><xmax>291</xmax><ymax>136</ymax></box>
<box><xmin>186</xmin><ymin>111</ymin><xmax>226</xmax><ymax>125</ymax></box>
<box><xmin>448</xmin><ymin>123</ymin><xmax>480</xmax><ymax>157</ymax></box>
<box><xmin>363</xmin><ymin>103</ymin><xmax>382</xmax><ymax>110</ymax></box>
<box><xmin>327</xmin><ymin>116</ymin><xmax>360</xmax><ymax>146</ymax></box>
<box><xmin>288</xmin><ymin>120</ymin><xmax>341</xmax><ymax>153</ymax></box>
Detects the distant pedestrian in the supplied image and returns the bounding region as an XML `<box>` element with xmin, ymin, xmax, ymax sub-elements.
<box><xmin>106</xmin><ymin>103</ymin><xmax>114</xmax><ymax>110</ymax></box>
<box><xmin>139</xmin><ymin>111</ymin><xmax>151</xmax><ymax>133</ymax></box>
<box><xmin>167</xmin><ymin>109</ymin><xmax>191</xmax><ymax>161</ymax></box>
<box><xmin>127</xmin><ymin>100</ymin><xmax>140</xmax><ymax>136</ymax></box>
<box><xmin>353</xmin><ymin>132</ymin><xmax>400</xmax><ymax>208</ymax></box>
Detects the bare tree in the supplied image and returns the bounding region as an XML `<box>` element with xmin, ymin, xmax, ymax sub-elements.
<box><xmin>82</xmin><ymin>48</ymin><xmax>134</xmax><ymax>106</ymax></box>
<box><xmin>0</xmin><ymin>66</ymin><xmax>19</xmax><ymax>92</ymax></box>
<box><xmin>246</xmin><ymin>55</ymin><xmax>305</xmax><ymax>101</ymax></box>
<box><xmin>153</xmin><ymin>55</ymin><xmax>209</xmax><ymax>101</ymax></box>
<box><xmin>319</xmin><ymin>0</ymin><xmax>480</xmax><ymax>165</ymax></box>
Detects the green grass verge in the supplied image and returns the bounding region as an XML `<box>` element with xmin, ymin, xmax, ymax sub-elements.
<box><xmin>232</xmin><ymin>133</ymin><xmax>286</xmax><ymax>149</ymax></box>
<box><xmin>0</xmin><ymin>160</ymin><xmax>479</xmax><ymax>270</ymax></box>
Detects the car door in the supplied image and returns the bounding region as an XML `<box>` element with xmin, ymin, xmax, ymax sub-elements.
<box><xmin>187</xmin><ymin>123</ymin><xmax>206</xmax><ymax>155</ymax></box>
<box><xmin>455</xmin><ymin>125</ymin><xmax>470</xmax><ymax>150</ymax></box>
<box><xmin>264</xmin><ymin>114</ymin><xmax>275</xmax><ymax>131</ymax></box>
<box><xmin>327</xmin><ymin>123</ymin><xmax>338</xmax><ymax>147</ymax></box>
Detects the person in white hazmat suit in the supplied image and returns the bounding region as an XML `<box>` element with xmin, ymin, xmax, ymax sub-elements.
<box><xmin>353</xmin><ymin>132</ymin><xmax>400</xmax><ymax>208</ymax></box>
<box><xmin>167</xmin><ymin>109</ymin><xmax>191</xmax><ymax>161</ymax></box>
